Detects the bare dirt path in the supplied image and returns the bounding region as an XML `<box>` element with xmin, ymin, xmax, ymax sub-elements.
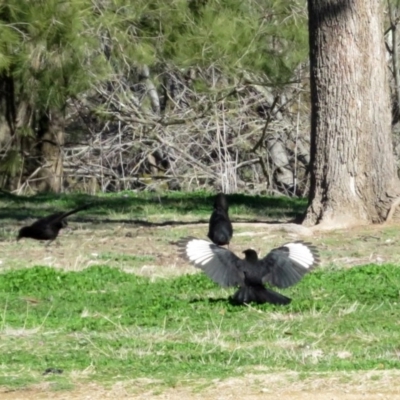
<box><xmin>2</xmin><ymin>371</ymin><xmax>400</xmax><ymax>400</ymax></box>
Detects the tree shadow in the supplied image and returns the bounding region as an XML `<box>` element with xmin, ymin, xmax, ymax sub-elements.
<box><xmin>189</xmin><ymin>296</ymin><xmax>231</xmax><ymax>305</ymax></box>
<box><xmin>188</xmin><ymin>295</ymin><xmax>294</xmax><ymax>308</ymax></box>
<box><xmin>0</xmin><ymin>191</ymin><xmax>307</xmax><ymax>227</ymax></box>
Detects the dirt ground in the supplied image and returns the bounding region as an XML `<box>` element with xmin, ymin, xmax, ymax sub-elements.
<box><xmin>2</xmin><ymin>371</ymin><xmax>400</xmax><ymax>399</ymax></box>
<box><xmin>3</xmin><ymin>219</ymin><xmax>400</xmax><ymax>275</ymax></box>
<box><xmin>2</xmin><ymin>219</ymin><xmax>400</xmax><ymax>399</ymax></box>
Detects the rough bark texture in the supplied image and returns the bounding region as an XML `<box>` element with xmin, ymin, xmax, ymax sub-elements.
<box><xmin>304</xmin><ymin>0</ymin><xmax>400</xmax><ymax>228</ymax></box>
<box><xmin>36</xmin><ymin>110</ymin><xmax>64</xmax><ymax>193</ymax></box>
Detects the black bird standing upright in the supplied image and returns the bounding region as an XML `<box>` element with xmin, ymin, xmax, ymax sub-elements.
<box><xmin>178</xmin><ymin>237</ymin><xmax>319</xmax><ymax>305</ymax></box>
<box><xmin>207</xmin><ymin>193</ymin><xmax>233</xmax><ymax>246</ymax></box>
<box><xmin>17</xmin><ymin>204</ymin><xmax>91</xmax><ymax>245</ymax></box>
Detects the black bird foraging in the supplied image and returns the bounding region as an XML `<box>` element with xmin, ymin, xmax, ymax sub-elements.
<box><xmin>207</xmin><ymin>193</ymin><xmax>233</xmax><ymax>246</ymax></box>
<box><xmin>17</xmin><ymin>203</ymin><xmax>91</xmax><ymax>245</ymax></box>
<box><xmin>178</xmin><ymin>238</ymin><xmax>320</xmax><ymax>305</ymax></box>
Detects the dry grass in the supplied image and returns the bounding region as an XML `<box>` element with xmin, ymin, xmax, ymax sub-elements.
<box><xmin>3</xmin><ymin>220</ymin><xmax>400</xmax><ymax>276</ymax></box>
<box><xmin>2</xmin><ymin>370</ymin><xmax>400</xmax><ymax>399</ymax></box>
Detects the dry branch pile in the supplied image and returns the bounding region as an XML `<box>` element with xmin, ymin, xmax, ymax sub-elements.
<box><xmin>64</xmin><ymin>66</ymin><xmax>312</xmax><ymax>195</ymax></box>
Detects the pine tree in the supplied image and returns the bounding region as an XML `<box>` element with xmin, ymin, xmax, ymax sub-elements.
<box><xmin>0</xmin><ymin>0</ymin><xmax>309</xmax><ymax>192</ymax></box>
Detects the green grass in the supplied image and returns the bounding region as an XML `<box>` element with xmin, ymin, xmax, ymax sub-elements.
<box><xmin>2</xmin><ymin>190</ymin><xmax>400</xmax><ymax>393</ymax></box>
<box><xmin>0</xmin><ymin>263</ymin><xmax>399</xmax><ymax>389</ymax></box>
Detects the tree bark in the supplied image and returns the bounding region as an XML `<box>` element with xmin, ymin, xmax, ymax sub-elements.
<box><xmin>304</xmin><ymin>0</ymin><xmax>400</xmax><ymax>228</ymax></box>
<box><xmin>36</xmin><ymin>110</ymin><xmax>65</xmax><ymax>193</ymax></box>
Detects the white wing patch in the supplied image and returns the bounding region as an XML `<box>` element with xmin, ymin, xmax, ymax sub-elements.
<box><xmin>284</xmin><ymin>242</ymin><xmax>316</xmax><ymax>269</ymax></box>
<box><xmin>186</xmin><ymin>239</ymin><xmax>215</xmax><ymax>266</ymax></box>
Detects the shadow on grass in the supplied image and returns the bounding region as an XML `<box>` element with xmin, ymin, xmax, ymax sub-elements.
<box><xmin>189</xmin><ymin>297</ymin><xmax>231</xmax><ymax>305</ymax></box>
<box><xmin>0</xmin><ymin>190</ymin><xmax>307</xmax><ymax>226</ymax></box>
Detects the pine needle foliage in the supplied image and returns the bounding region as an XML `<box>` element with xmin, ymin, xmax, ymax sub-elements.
<box><xmin>129</xmin><ymin>0</ymin><xmax>308</xmax><ymax>83</ymax></box>
<box><xmin>0</xmin><ymin>0</ymin><xmax>308</xmax><ymax>110</ymax></box>
<box><xmin>0</xmin><ymin>0</ymin><xmax>110</xmax><ymax>111</ymax></box>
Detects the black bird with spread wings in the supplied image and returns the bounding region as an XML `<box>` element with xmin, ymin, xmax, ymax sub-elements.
<box><xmin>207</xmin><ymin>193</ymin><xmax>233</xmax><ymax>246</ymax></box>
<box><xmin>178</xmin><ymin>237</ymin><xmax>319</xmax><ymax>305</ymax></box>
<box><xmin>17</xmin><ymin>204</ymin><xmax>91</xmax><ymax>245</ymax></box>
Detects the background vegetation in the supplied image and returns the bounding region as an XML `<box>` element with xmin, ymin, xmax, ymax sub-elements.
<box><xmin>2</xmin><ymin>1</ymin><xmax>400</xmax><ymax>198</ymax></box>
<box><xmin>0</xmin><ymin>0</ymin><xmax>318</xmax><ymax>195</ymax></box>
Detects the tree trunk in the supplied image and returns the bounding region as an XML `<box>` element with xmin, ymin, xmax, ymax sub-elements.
<box><xmin>36</xmin><ymin>110</ymin><xmax>65</xmax><ymax>193</ymax></box>
<box><xmin>304</xmin><ymin>0</ymin><xmax>400</xmax><ymax>228</ymax></box>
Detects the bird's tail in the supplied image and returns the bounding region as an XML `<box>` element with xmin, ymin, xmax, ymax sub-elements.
<box><xmin>232</xmin><ymin>285</ymin><xmax>291</xmax><ymax>305</ymax></box>
<box><xmin>55</xmin><ymin>203</ymin><xmax>93</xmax><ymax>222</ymax></box>
<box><xmin>214</xmin><ymin>193</ymin><xmax>229</xmax><ymax>211</ymax></box>
<box><xmin>212</xmin><ymin>227</ymin><xmax>231</xmax><ymax>246</ymax></box>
